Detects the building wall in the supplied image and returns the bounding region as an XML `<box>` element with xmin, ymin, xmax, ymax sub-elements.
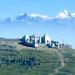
<box><xmin>45</xmin><ymin>34</ymin><xmax>51</xmax><ymax>44</ymax></box>
<box><xmin>24</xmin><ymin>35</ymin><xmax>30</xmax><ymax>43</ymax></box>
<box><xmin>41</xmin><ymin>34</ymin><xmax>51</xmax><ymax>44</ymax></box>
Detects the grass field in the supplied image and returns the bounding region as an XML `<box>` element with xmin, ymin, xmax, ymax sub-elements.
<box><xmin>0</xmin><ymin>39</ymin><xmax>75</xmax><ymax>75</ymax></box>
<box><xmin>0</xmin><ymin>48</ymin><xmax>60</xmax><ymax>75</ymax></box>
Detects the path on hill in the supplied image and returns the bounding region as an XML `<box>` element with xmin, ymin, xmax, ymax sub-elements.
<box><xmin>53</xmin><ymin>48</ymin><xmax>65</xmax><ymax>75</ymax></box>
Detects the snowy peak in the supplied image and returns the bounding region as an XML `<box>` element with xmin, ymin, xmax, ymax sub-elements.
<box><xmin>71</xmin><ymin>13</ymin><xmax>75</xmax><ymax>17</ymax></box>
<box><xmin>15</xmin><ymin>13</ymin><xmax>51</xmax><ymax>22</ymax></box>
<box><xmin>16</xmin><ymin>13</ymin><xmax>28</xmax><ymax>21</ymax></box>
<box><xmin>28</xmin><ymin>13</ymin><xmax>51</xmax><ymax>20</ymax></box>
<box><xmin>0</xmin><ymin>9</ymin><xmax>75</xmax><ymax>23</ymax></box>
<box><xmin>16</xmin><ymin>10</ymin><xmax>75</xmax><ymax>21</ymax></box>
<box><xmin>56</xmin><ymin>9</ymin><xmax>72</xmax><ymax>19</ymax></box>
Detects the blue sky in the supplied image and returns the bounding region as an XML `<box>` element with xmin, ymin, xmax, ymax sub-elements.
<box><xmin>0</xmin><ymin>0</ymin><xmax>75</xmax><ymax>48</ymax></box>
<box><xmin>0</xmin><ymin>0</ymin><xmax>75</xmax><ymax>18</ymax></box>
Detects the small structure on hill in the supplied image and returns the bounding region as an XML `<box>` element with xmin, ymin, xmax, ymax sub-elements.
<box><xmin>30</xmin><ymin>34</ymin><xmax>41</xmax><ymax>47</ymax></box>
<box><xmin>51</xmin><ymin>41</ymin><xmax>59</xmax><ymax>48</ymax></box>
<box><xmin>21</xmin><ymin>34</ymin><xmax>63</xmax><ymax>48</ymax></box>
<box><xmin>22</xmin><ymin>34</ymin><xmax>41</xmax><ymax>47</ymax></box>
<box><xmin>22</xmin><ymin>35</ymin><xmax>30</xmax><ymax>43</ymax></box>
<box><xmin>41</xmin><ymin>34</ymin><xmax>51</xmax><ymax>44</ymax></box>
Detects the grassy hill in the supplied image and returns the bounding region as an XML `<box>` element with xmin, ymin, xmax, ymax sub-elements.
<box><xmin>0</xmin><ymin>38</ymin><xmax>75</xmax><ymax>75</ymax></box>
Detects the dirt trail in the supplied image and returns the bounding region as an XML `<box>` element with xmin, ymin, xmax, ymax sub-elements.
<box><xmin>53</xmin><ymin>48</ymin><xmax>65</xmax><ymax>75</ymax></box>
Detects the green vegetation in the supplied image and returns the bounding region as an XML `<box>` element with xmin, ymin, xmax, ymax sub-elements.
<box><xmin>0</xmin><ymin>48</ymin><xmax>60</xmax><ymax>75</ymax></box>
<box><xmin>0</xmin><ymin>39</ymin><xmax>75</xmax><ymax>75</ymax></box>
<box><xmin>55</xmin><ymin>48</ymin><xmax>75</xmax><ymax>75</ymax></box>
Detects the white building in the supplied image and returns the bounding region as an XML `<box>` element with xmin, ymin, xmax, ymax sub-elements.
<box><xmin>22</xmin><ymin>35</ymin><xmax>30</xmax><ymax>43</ymax></box>
<box><xmin>22</xmin><ymin>34</ymin><xmax>61</xmax><ymax>48</ymax></box>
<box><xmin>30</xmin><ymin>34</ymin><xmax>41</xmax><ymax>47</ymax></box>
<box><xmin>41</xmin><ymin>34</ymin><xmax>52</xmax><ymax>44</ymax></box>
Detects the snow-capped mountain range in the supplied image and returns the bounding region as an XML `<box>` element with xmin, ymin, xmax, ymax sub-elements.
<box><xmin>0</xmin><ymin>9</ymin><xmax>75</xmax><ymax>23</ymax></box>
<box><xmin>16</xmin><ymin>9</ymin><xmax>75</xmax><ymax>20</ymax></box>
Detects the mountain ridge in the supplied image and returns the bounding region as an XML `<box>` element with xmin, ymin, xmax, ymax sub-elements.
<box><xmin>0</xmin><ymin>9</ymin><xmax>75</xmax><ymax>23</ymax></box>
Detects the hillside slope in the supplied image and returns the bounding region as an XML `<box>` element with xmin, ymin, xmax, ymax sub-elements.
<box><xmin>0</xmin><ymin>39</ymin><xmax>75</xmax><ymax>75</ymax></box>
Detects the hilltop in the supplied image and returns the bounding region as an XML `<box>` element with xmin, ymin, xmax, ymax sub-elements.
<box><xmin>0</xmin><ymin>38</ymin><xmax>75</xmax><ymax>75</ymax></box>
